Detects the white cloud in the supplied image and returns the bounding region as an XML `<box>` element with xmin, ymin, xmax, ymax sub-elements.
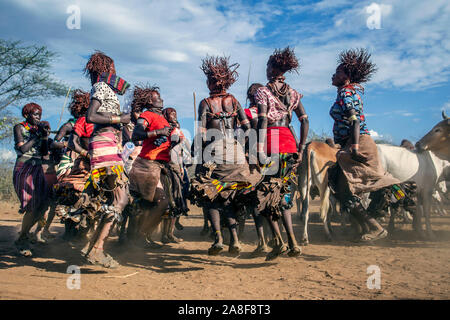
<box><xmin>286</xmin><ymin>0</ymin><xmax>450</xmax><ymax>93</ymax></box>
<box><xmin>2</xmin><ymin>0</ymin><xmax>450</xmax><ymax>123</ymax></box>
<box><xmin>369</xmin><ymin>129</ymin><xmax>382</xmax><ymax>139</ymax></box>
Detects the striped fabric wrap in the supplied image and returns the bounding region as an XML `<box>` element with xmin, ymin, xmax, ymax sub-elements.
<box><xmin>13</xmin><ymin>161</ymin><xmax>49</xmax><ymax>213</ymax></box>
<box><xmin>56</xmin><ymin>153</ymin><xmax>75</xmax><ymax>180</ymax></box>
<box><xmin>97</xmin><ymin>72</ymin><xmax>130</xmax><ymax>96</ymax></box>
<box><xmin>86</xmin><ymin>130</ymin><xmax>127</xmax><ymax>192</ymax></box>
<box><xmin>89</xmin><ymin>131</ymin><xmax>124</xmax><ymax>170</ymax></box>
<box><xmin>55</xmin><ymin>155</ymin><xmax>91</xmax><ymax>192</ymax></box>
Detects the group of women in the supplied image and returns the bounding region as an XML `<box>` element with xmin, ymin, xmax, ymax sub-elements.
<box><xmin>11</xmin><ymin>47</ymin><xmax>405</xmax><ymax>268</ymax></box>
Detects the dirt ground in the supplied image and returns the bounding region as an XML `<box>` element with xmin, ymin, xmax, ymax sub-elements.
<box><xmin>0</xmin><ymin>200</ymin><xmax>449</xmax><ymax>300</ymax></box>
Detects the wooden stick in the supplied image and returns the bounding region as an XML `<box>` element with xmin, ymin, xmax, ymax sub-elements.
<box><xmin>245</xmin><ymin>61</ymin><xmax>251</xmax><ymax>107</ymax></box>
<box><xmin>193</xmin><ymin>92</ymin><xmax>197</xmax><ymax>135</ymax></box>
<box><xmin>104</xmin><ymin>272</ymin><xmax>139</xmax><ymax>279</ymax></box>
<box><xmin>57</xmin><ymin>86</ymin><xmax>71</xmax><ymax>129</ymax></box>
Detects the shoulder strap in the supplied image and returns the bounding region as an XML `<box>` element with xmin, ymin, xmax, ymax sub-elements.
<box><xmin>203</xmin><ymin>97</ymin><xmax>215</xmax><ymax>114</ymax></box>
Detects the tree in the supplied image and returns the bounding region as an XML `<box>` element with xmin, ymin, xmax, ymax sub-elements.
<box><xmin>307</xmin><ymin>128</ymin><xmax>331</xmax><ymax>142</ymax></box>
<box><xmin>0</xmin><ymin>39</ymin><xmax>69</xmax><ymax>140</ymax></box>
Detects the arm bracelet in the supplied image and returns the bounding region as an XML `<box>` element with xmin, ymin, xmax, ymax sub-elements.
<box><xmin>110</xmin><ymin>115</ymin><xmax>121</xmax><ymax>124</ymax></box>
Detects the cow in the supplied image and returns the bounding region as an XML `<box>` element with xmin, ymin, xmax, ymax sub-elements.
<box><xmin>377</xmin><ymin>144</ymin><xmax>449</xmax><ymax>239</ymax></box>
<box><xmin>296</xmin><ymin>141</ymin><xmax>339</xmax><ymax>244</ymax></box>
<box><xmin>416</xmin><ymin>111</ymin><xmax>450</xmax><ymax>162</ymax></box>
<box><xmin>296</xmin><ymin>139</ymin><xmax>449</xmax><ymax>243</ymax></box>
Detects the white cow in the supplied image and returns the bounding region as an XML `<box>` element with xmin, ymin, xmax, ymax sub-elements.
<box><xmin>377</xmin><ymin>144</ymin><xmax>450</xmax><ymax>239</ymax></box>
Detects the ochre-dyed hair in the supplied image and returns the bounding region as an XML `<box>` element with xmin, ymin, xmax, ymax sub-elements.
<box><xmin>338</xmin><ymin>48</ymin><xmax>377</xmax><ymax>84</ymax></box>
<box><xmin>84</xmin><ymin>51</ymin><xmax>116</xmax><ymax>78</ymax></box>
<box><xmin>200</xmin><ymin>55</ymin><xmax>239</xmax><ymax>92</ymax></box>
<box><xmin>131</xmin><ymin>85</ymin><xmax>160</xmax><ymax>112</ymax></box>
<box><xmin>267</xmin><ymin>47</ymin><xmax>299</xmax><ymax>75</ymax></box>
<box><xmin>22</xmin><ymin>103</ymin><xmax>42</xmax><ymax>119</ymax></box>
<box><xmin>68</xmin><ymin>89</ymin><xmax>90</xmax><ymax>118</ymax></box>
<box><xmin>162</xmin><ymin>107</ymin><xmax>176</xmax><ymax>119</ymax></box>
<box><xmin>247</xmin><ymin>83</ymin><xmax>263</xmax><ymax>101</ymax></box>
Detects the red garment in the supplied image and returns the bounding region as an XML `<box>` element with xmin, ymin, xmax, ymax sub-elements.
<box><xmin>74</xmin><ymin>116</ymin><xmax>94</xmax><ymax>138</ymax></box>
<box><xmin>244</xmin><ymin>106</ymin><xmax>257</xmax><ymax>120</ymax></box>
<box><xmin>266</xmin><ymin>126</ymin><xmax>297</xmax><ymax>154</ymax></box>
<box><xmin>139</xmin><ymin>111</ymin><xmax>171</xmax><ymax>162</ymax></box>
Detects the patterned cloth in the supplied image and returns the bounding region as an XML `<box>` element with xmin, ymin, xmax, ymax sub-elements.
<box><xmin>190</xmin><ymin>138</ymin><xmax>261</xmax><ymax>205</ymax></box>
<box><xmin>97</xmin><ymin>72</ymin><xmax>130</xmax><ymax>96</ymax></box>
<box><xmin>254</xmin><ymin>85</ymin><xmax>303</xmax><ymax>124</ymax></box>
<box><xmin>89</xmin><ymin>130</ymin><xmax>123</xmax><ymax>169</ymax></box>
<box><xmin>13</xmin><ymin>161</ymin><xmax>49</xmax><ymax>213</ymax></box>
<box><xmin>244</xmin><ymin>106</ymin><xmax>257</xmax><ymax>120</ymax></box>
<box><xmin>56</xmin><ymin>154</ymin><xmax>91</xmax><ymax>192</ymax></box>
<box><xmin>14</xmin><ymin>122</ymin><xmax>44</xmax><ymax>164</ymax></box>
<box><xmin>56</xmin><ymin>115</ymin><xmax>94</xmax><ymax>183</ymax></box>
<box><xmin>90</xmin><ymin>82</ymin><xmax>121</xmax><ymax>115</ymax></box>
<box><xmin>86</xmin><ymin>79</ymin><xmax>128</xmax><ymax>194</ymax></box>
<box><xmin>56</xmin><ymin>152</ymin><xmax>76</xmax><ymax>180</ymax></box>
<box><xmin>84</xmin><ymin>164</ymin><xmax>126</xmax><ymax>191</ymax></box>
<box><xmin>329</xmin><ymin>85</ymin><xmax>370</xmax><ymax>145</ymax></box>
<box><xmin>251</xmin><ymin>153</ymin><xmax>297</xmax><ymax>219</ymax></box>
<box><xmin>73</xmin><ymin>116</ymin><xmax>94</xmax><ymax>138</ymax></box>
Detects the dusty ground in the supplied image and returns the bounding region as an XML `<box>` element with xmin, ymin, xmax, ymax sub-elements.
<box><xmin>0</xmin><ymin>200</ymin><xmax>449</xmax><ymax>300</ymax></box>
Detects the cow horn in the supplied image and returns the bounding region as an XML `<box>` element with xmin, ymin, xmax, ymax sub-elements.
<box><xmin>443</xmin><ymin>110</ymin><xmax>448</xmax><ymax>120</ymax></box>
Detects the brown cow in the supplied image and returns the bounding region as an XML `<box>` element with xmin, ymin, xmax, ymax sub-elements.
<box><xmin>416</xmin><ymin>111</ymin><xmax>450</xmax><ymax>161</ymax></box>
<box><xmin>296</xmin><ymin>141</ymin><xmax>339</xmax><ymax>244</ymax></box>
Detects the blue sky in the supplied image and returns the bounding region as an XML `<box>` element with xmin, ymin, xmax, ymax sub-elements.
<box><xmin>0</xmin><ymin>0</ymin><xmax>449</xmax><ymax>157</ymax></box>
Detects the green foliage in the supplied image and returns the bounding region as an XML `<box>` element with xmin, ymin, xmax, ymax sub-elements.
<box><xmin>307</xmin><ymin>129</ymin><xmax>331</xmax><ymax>142</ymax></box>
<box><xmin>0</xmin><ymin>163</ymin><xmax>17</xmax><ymax>202</ymax></box>
<box><xmin>374</xmin><ymin>139</ymin><xmax>394</xmax><ymax>145</ymax></box>
<box><xmin>0</xmin><ymin>39</ymin><xmax>69</xmax><ymax>140</ymax></box>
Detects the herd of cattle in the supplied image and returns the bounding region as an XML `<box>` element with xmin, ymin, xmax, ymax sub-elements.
<box><xmin>294</xmin><ymin>111</ymin><xmax>449</xmax><ymax>243</ymax></box>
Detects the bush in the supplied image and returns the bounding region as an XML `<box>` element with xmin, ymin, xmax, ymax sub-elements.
<box><xmin>0</xmin><ymin>163</ymin><xmax>17</xmax><ymax>202</ymax></box>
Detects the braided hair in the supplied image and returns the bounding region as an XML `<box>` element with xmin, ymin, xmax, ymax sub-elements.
<box><xmin>84</xmin><ymin>51</ymin><xmax>116</xmax><ymax>80</ymax></box>
<box><xmin>267</xmin><ymin>47</ymin><xmax>299</xmax><ymax>76</ymax></box>
<box><xmin>337</xmin><ymin>48</ymin><xmax>377</xmax><ymax>84</ymax></box>
<box><xmin>200</xmin><ymin>55</ymin><xmax>239</xmax><ymax>93</ymax></box>
<box><xmin>131</xmin><ymin>84</ymin><xmax>161</xmax><ymax>113</ymax></box>
<box><xmin>68</xmin><ymin>89</ymin><xmax>90</xmax><ymax>118</ymax></box>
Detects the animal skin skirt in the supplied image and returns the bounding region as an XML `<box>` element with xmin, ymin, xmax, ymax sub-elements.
<box><xmin>337</xmin><ymin>134</ymin><xmax>399</xmax><ymax>195</ymax></box>
<box><xmin>129</xmin><ymin>157</ymin><xmax>165</xmax><ymax>202</ymax></box>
